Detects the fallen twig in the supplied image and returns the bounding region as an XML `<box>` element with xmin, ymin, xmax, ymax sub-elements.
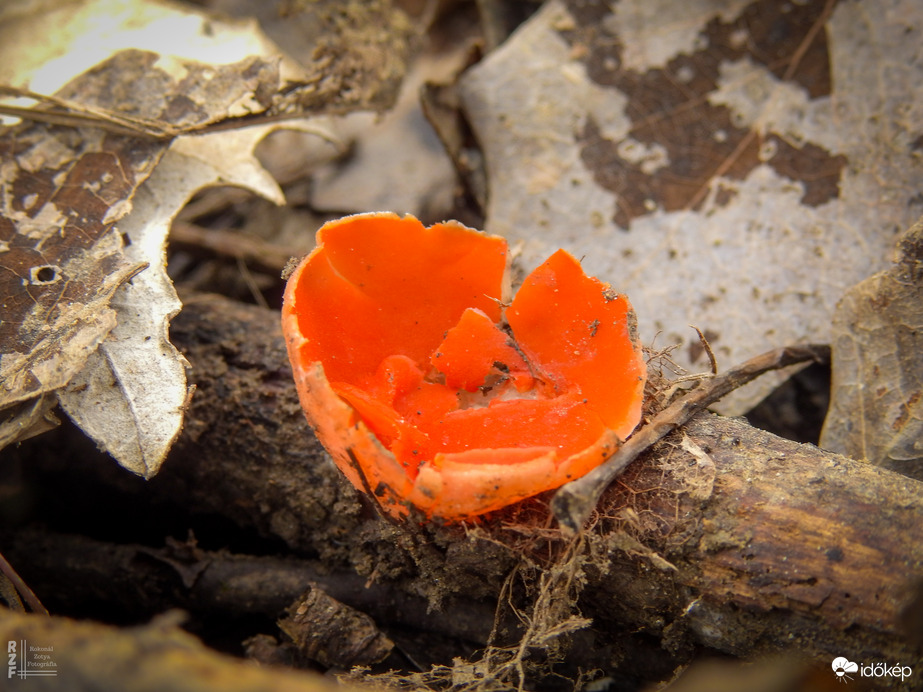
<box><xmin>0</xmin><ymin>550</ymin><xmax>47</xmax><ymax>614</ymax></box>
<box><xmin>551</xmin><ymin>343</ymin><xmax>831</xmax><ymax>532</ymax></box>
<box><xmin>170</xmin><ymin>221</ymin><xmax>298</xmax><ymax>276</ymax></box>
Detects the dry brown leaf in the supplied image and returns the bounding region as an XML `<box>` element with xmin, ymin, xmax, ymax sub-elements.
<box><xmin>0</xmin><ymin>0</ymin><xmax>340</xmax><ymax>476</ymax></box>
<box><xmin>820</xmin><ymin>216</ymin><xmax>923</xmax><ymax>479</ymax></box>
<box><xmin>458</xmin><ymin>0</ymin><xmax>923</xmax><ymax>413</ymax></box>
<box><xmin>57</xmin><ymin>120</ymin><xmax>325</xmax><ymax>478</ymax></box>
<box><xmin>213</xmin><ymin>0</ymin><xmax>416</xmax><ymax>116</ymax></box>
<box><xmin>0</xmin><ymin>123</ymin><xmax>165</xmax><ymax>410</ymax></box>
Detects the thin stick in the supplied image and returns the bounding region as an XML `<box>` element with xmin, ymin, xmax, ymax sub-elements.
<box><xmin>0</xmin><ymin>551</ymin><xmax>48</xmax><ymax>615</ymax></box>
<box><xmin>0</xmin><ymin>85</ymin><xmax>343</xmax><ymax>146</ymax></box>
<box><xmin>235</xmin><ymin>258</ymin><xmax>270</xmax><ymax>310</ymax></box>
<box><xmin>551</xmin><ymin>344</ymin><xmax>830</xmax><ymax>533</ymax></box>
<box><xmin>170</xmin><ymin>221</ymin><xmax>295</xmax><ymax>276</ymax></box>
<box><xmin>691</xmin><ymin>325</ymin><xmax>718</xmax><ymax>375</ymax></box>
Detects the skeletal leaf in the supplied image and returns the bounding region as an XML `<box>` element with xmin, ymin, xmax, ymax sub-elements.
<box><xmin>821</xmin><ymin>217</ymin><xmax>923</xmax><ymax>480</ymax></box>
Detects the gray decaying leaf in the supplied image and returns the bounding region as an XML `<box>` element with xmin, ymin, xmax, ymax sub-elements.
<box><xmin>0</xmin><ymin>7</ymin><xmax>309</xmax><ymax>474</ymax></box>
<box><xmin>308</xmin><ymin>45</ymin><xmax>465</xmax><ymax>219</ymax></box>
<box><xmin>458</xmin><ymin>0</ymin><xmax>923</xmax><ymax>413</ymax></box>
<box><xmin>50</xmin><ymin>50</ymin><xmax>287</xmax><ymax>479</ymax></box>
<box><xmin>821</xmin><ymin>216</ymin><xmax>923</xmax><ymax>479</ymax></box>
<box><xmin>0</xmin><ymin>46</ymin><xmax>285</xmax><ymax>475</ymax></box>
<box><xmin>56</xmin><ymin>119</ymin><xmax>307</xmax><ymax>479</ymax></box>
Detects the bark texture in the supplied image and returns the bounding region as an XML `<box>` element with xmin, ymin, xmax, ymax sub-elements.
<box><xmin>7</xmin><ymin>293</ymin><xmax>922</xmax><ymax>687</ymax></box>
<box><xmin>167</xmin><ymin>295</ymin><xmax>923</xmax><ymax>669</ymax></box>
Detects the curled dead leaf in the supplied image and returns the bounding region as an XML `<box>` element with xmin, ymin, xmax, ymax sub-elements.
<box><xmin>821</xmin><ymin>215</ymin><xmax>923</xmax><ymax>479</ymax></box>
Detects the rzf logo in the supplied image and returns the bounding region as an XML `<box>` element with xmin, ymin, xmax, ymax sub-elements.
<box><xmin>7</xmin><ymin>640</ymin><xmax>16</xmax><ymax>679</ymax></box>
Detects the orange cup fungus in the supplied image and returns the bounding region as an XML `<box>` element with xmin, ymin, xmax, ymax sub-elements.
<box><xmin>281</xmin><ymin>212</ymin><xmax>646</xmax><ymax>522</ymax></box>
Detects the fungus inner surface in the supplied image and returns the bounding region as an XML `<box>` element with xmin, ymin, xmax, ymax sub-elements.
<box><xmin>291</xmin><ymin>217</ymin><xmax>643</xmax><ymax>480</ymax></box>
